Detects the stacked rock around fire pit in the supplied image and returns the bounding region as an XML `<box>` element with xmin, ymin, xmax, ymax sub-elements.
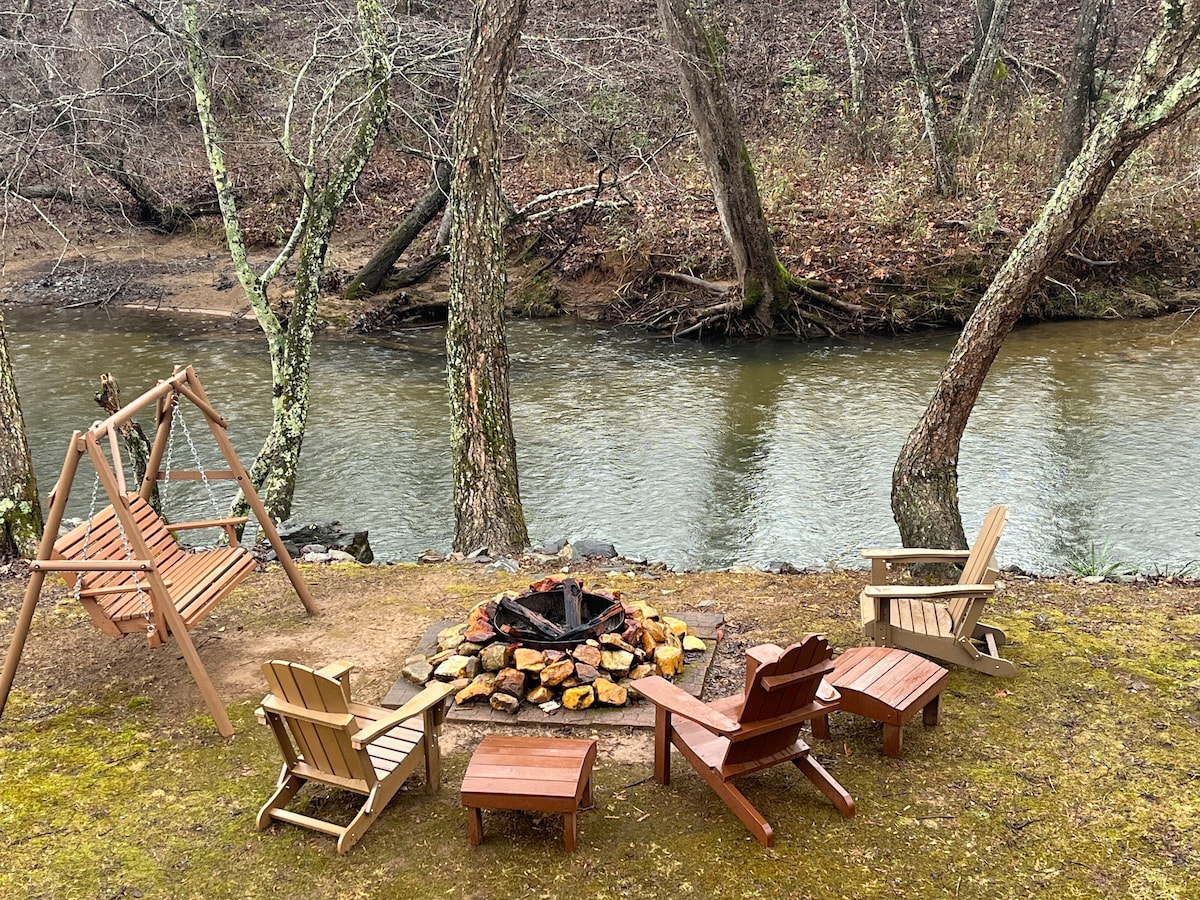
<box><xmin>404</xmin><ymin>575</ymin><xmax>707</xmax><ymax>714</ymax></box>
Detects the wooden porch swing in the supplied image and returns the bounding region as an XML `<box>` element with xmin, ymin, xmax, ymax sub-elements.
<box><xmin>0</xmin><ymin>365</ymin><xmax>320</xmax><ymax>737</ymax></box>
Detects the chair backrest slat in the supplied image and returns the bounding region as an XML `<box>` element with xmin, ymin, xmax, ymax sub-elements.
<box><xmin>950</xmin><ymin>506</ymin><xmax>1008</xmax><ymax>625</ymax></box>
<box><xmin>262</xmin><ymin>661</ymin><xmax>370</xmax><ymax>783</ymax></box>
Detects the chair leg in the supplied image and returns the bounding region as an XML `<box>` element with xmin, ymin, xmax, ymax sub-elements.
<box><xmin>810</xmin><ymin>713</ymin><xmax>831</xmax><ymax>741</ymax></box>
<box><xmin>653</xmin><ymin>706</ymin><xmax>672</xmax><ymax>785</ymax></box>
<box><xmin>467</xmin><ymin>806</ymin><xmax>484</xmax><ymax>847</ymax></box>
<box><xmin>922</xmin><ymin>694</ymin><xmax>941</xmax><ymax>728</ymax></box>
<box><xmin>563</xmin><ymin>811</ymin><xmax>578</xmax><ymax>852</ymax></box>
<box><xmin>882</xmin><ymin>723</ymin><xmax>903</xmax><ymax>759</ymax></box>
<box><xmin>708</xmin><ymin>778</ymin><xmax>775</xmax><ymax>848</ymax></box>
<box><xmin>794</xmin><ymin>753</ymin><xmax>855</xmax><ymax>818</ymax></box>
<box><xmin>337</xmin><ymin>793</ymin><xmax>383</xmax><ymax>855</ymax></box>
<box><xmin>257</xmin><ymin>773</ymin><xmax>304</xmax><ymax>831</ymax></box>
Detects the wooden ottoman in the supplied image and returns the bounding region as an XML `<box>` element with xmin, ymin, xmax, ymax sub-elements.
<box><xmin>811</xmin><ymin>646</ymin><xmax>949</xmax><ymax>758</ymax></box>
<box><xmin>461</xmin><ymin>734</ymin><xmax>598</xmax><ymax>851</ymax></box>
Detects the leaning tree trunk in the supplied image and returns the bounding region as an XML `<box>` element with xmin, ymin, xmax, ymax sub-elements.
<box><xmin>656</xmin><ymin>0</ymin><xmax>790</xmax><ymax>331</ymax></box>
<box><xmin>0</xmin><ymin>310</ymin><xmax>43</xmax><ymax>558</ymax></box>
<box><xmin>1055</xmin><ymin>0</ymin><xmax>1111</xmax><ymax>179</ymax></box>
<box><xmin>956</xmin><ymin>0</ymin><xmax>1014</xmax><ymax>148</ymax></box>
<box><xmin>897</xmin><ymin>0</ymin><xmax>958</xmax><ymax>196</ymax></box>
<box><xmin>345</xmin><ymin>159</ymin><xmax>452</xmax><ymax>299</ymax></box>
<box><xmin>446</xmin><ymin>0</ymin><xmax>530</xmax><ymax>555</ymax></box>
<box><xmin>893</xmin><ymin>0</ymin><xmax>1200</xmax><ymax>548</ymax></box>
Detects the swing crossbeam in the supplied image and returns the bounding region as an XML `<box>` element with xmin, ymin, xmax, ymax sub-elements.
<box><xmin>0</xmin><ymin>365</ymin><xmax>320</xmax><ymax>738</ymax></box>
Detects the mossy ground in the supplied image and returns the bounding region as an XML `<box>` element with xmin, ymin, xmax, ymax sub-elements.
<box><xmin>0</xmin><ymin>563</ymin><xmax>1196</xmax><ymax>899</ymax></box>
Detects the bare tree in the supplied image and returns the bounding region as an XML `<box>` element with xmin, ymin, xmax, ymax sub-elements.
<box><xmin>838</xmin><ymin>0</ymin><xmax>870</xmax><ymax>145</ymax></box>
<box><xmin>446</xmin><ymin>0</ymin><xmax>530</xmax><ymax>555</ymax></box>
<box><xmin>117</xmin><ymin>0</ymin><xmax>394</xmax><ymax>522</ymax></box>
<box><xmin>1055</xmin><ymin>0</ymin><xmax>1112</xmax><ymax>178</ymax></box>
<box><xmin>897</xmin><ymin>0</ymin><xmax>957</xmax><ymax>195</ymax></box>
<box><xmin>893</xmin><ymin>0</ymin><xmax>1200</xmax><ymax>549</ymax></box>
<box><xmin>956</xmin><ymin>0</ymin><xmax>1015</xmax><ymax>146</ymax></box>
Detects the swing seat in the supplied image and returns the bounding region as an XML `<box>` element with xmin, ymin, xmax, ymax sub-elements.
<box><xmin>54</xmin><ymin>494</ymin><xmax>257</xmax><ymax>641</ymax></box>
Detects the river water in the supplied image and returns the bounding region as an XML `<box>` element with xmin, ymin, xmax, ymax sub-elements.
<box><xmin>5</xmin><ymin>305</ymin><xmax>1199</xmax><ymax>573</ymax></box>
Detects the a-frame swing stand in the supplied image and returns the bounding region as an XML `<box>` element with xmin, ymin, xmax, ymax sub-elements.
<box><xmin>0</xmin><ymin>365</ymin><xmax>320</xmax><ymax>737</ymax></box>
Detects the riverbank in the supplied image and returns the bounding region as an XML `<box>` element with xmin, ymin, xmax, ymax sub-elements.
<box><xmin>0</xmin><ymin>559</ymin><xmax>1196</xmax><ymax>898</ymax></box>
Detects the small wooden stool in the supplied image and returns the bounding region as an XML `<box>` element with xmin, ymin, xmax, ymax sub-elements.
<box><xmin>461</xmin><ymin>734</ymin><xmax>598</xmax><ymax>851</ymax></box>
<box><xmin>811</xmin><ymin>646</ymin><xmax>949</xmax><ymax>758</ymax></box>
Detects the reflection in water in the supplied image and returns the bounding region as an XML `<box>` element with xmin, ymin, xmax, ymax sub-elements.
<box><xmin>5</xmin><ymin>306</ymin><xmax>1199</xmax><ymax>572</ymax></box>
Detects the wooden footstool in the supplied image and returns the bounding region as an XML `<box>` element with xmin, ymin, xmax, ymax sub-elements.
<box><xmin>811</xmin><ymin>647</ymin><xmax>949</xmax><ymax>758</ymax></box>
<box><xmin>461</xmin><ymin>735</ymin><xmax>598</xmax><ymax>851</ymax></box>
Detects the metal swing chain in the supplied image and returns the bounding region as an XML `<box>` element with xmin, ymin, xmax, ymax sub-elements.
<box><xmin>114</xmin><ymin>513</ymin><xmax>155</xmax><ymax>636</ymax></box>
<box><xmin>167</xmin><ymin>400</ymin><xmax>223</xmax><ymax>516</ymax></box>
<box><xmin>71</xmin><ymin>475</ymin><xmax>103</xmax><ymax>602</ymax></box>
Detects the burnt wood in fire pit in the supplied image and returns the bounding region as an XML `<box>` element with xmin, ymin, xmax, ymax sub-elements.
<box><xmin>493</xmin><ymin>579</ymin><xmax>625</xmax><ymax>649</ymax></box>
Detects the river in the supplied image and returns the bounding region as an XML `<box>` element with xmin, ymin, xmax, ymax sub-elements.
<box><xmin>5</xmin><ymin>305</ymin><xmax>1199</xmax><ymax>573</ymax></box>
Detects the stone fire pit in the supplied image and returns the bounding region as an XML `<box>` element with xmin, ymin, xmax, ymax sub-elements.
<box><xmin>395</xmin><ymin>575</ymin><xmax>714</xmax><ymax>718</ymax></box>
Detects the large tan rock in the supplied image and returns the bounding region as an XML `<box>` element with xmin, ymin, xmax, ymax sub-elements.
<box><xmin>629</xmin><ymin>600</ymin><xmax>660</xmax><ymax>621</ymax></box>
<box><xmin>540</xmin><ymin>658</ymin><xmax>576</xmax><ymax>687</ymax></box>
<box><xmin>455</xmin><ymin>674</ymin><xmax>496</xmax><ymax>704</ymax></box>
<box><xmin>641</xmin><ymin>618</ymin><xmax>667</xmax><ymax>643</ymax></box>
<box><xmin>561</xmin><ymin>685</ymin><xmax>595</xmax><ymax>710</ymax></box>
<box><xmin>514</xmin><ymin>648</ymin><xmax>547</xmax><ymax>673</ymax></box>
<box><xmin>628</xmin><ymin>663</ymin><xmax>655</xmax><ymax>680</ymax></box>
<box><xmin>600</xmin><ymin>633</ymin><xmax>635</xmax><ymax>653</ymax></box>
<box><xmin>437</xmin><ymin>623</ymin><xmax>467</xmax><ymax>651</ymax></box>
<box><xmin>600</xmin><ymin>648</ymin><xmax>635</xmax><ymax>677</ymax></box>
<box><xmin>434</xmin><ymin>654</ymin><xmax>473</xmax><ymax>681</ymax></box>
<box><xmin>526</xmin><ymin>685</ymin><xmax>554</xmax><ymax>704</ymax></box>
<box><xmin>683</xmin><ymin>635</ymin><xmax>707</xmax><ymax>652</ymax></box>
<box><xmin>489</xmin><ymin>693</ymin><xmax>521</xmax><ymax>714</ymax></box>
<box><xmin>662</xmin><ymin>615</ymin><xmax>688</xmax><ymax>638</ymax></box>
<box><xmin>480</xmin><ymin>643</ymin><xmax>515</xmax><ymax>672</ymax></box>
<box><xmin>572</xmin><ymin>644</ymin><xmax>603</xmax><ymax>668</ymax></box>
<box><xmin>654</xmin><ymin>645</ymin><xmax>684</xmax><ymax>678</ymax></box>
<box><xmin>593</xmin><ymin>678</ymin><xmax>628</xmax><ymax>706</ymax></box>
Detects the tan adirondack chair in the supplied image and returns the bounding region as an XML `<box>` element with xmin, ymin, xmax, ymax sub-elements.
<box><xmin>631</xmin><ymin>634</ymin><xmax>854</xmax><ymax>847</ymax></box>
<box><xmin>256</xmin><ymin>660</ymin><xmax>455</xmax><ymax>854</ymax></box>
<box><xmin>859</xmin><ymin>505</ymin><xmax>1016</xmax><ymax>677</ymax></box>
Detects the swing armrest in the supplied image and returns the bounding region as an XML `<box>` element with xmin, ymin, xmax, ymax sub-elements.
<box><xmin>168</xmin><ymin>517</ymin><xmax>249</xmax><ymax>532</ymax></box>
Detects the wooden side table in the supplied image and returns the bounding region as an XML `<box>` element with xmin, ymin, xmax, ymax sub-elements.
<box><xmin>461</xmin><ymin>734</ymin><xmax>598</xmax><ymax>851</ymax></box>
<box><xmin>811</xmin><ymin>646</ymin><xmax>949</xmax><ymax>758</ymax></box>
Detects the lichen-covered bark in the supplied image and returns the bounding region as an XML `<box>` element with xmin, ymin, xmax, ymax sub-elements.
<box><xmin>656</xmin><ymin>0</ymin><xmax>789</xmax><ymax>330</ymax></box>
<box><xmin>893</xmin><ymin>0</ymin><xmax>1200</xmax><ymax>548</ymax></box>
<box><xmin>0</xmin><ymin>310</ymin><xmax>43</xmax><ymax>558</ymax></box>
<box><xmin>183</xmin><ymin>0</ymin><xmax>390</xmax><ymax>523</ymax></box>
<box><xmin>446</xmin><ymin>0</ymin><xmax>530</xmax><ymax>555</ymax></box>
<box><xmin>897</xmin><ymin>0</ymin><xmax>957</xmax><ymax>196</ymax></box>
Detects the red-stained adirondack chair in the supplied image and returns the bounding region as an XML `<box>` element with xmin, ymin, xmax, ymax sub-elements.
<box><xmin>631</xmin><ymin>633</ymin><xmax>854</xmax><ymax>847</ymax></box>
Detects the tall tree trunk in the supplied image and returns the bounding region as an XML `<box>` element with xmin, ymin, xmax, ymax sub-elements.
<box><xmin>839</xmin><ymin>0</ymin><xmax>870</xmax><ymax>150</ymax></box>
<box><xmin>656</xmin><ymin>0</ymin><xmax>789</xmax><ymax>331</ymax></box>
<box><xmin>446</xmin><ymin>0</ymin><xmax>530</xmax><ymax>555</ymax></box>
<box><xmin>346</xmin><ymin>159</ymin><xmax>452</xmax><ymax>299</ymax></box>
<box><xmin>897</xmin><ymin>0</ymin><xmax>958</xmax><ymax>196</ymax></box>
<box><xmin>180</xmin><ymin>0</ymin><xmax>390</xmax><ymax>522</ymax></box>
<box><xmin>1055</xmin><ymin>0</ymin><xmax>1111</xmax><ymax>179</ymax></box>
<box><xmin>893</xmin><ymin>0</ymin><xmax>1200</xmax><ymax>548</ymax></box>
<box><xmin>956</xmin><ymin>0</ymin><xmax>1015</xmax><ymax>147</ymax></box>
<box><xmin>0</xmin><ymin>310</ymin><xmax>43</xmax><ymax>559</ymax></box>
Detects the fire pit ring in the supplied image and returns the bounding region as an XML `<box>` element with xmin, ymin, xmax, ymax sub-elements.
<box><xmin>490</xmin><ymin>579</ymin><xmax>626</xmax><ymax>651</ymax></box>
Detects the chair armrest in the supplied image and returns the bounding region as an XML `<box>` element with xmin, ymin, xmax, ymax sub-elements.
<box><xmin>630</xmin><ymin>676</ymin><xmax>739</xmax><ymax>735</ymax></box>
<box><xmin>168</xmin><ymin>517</ymin><xmax>250</xmax><ymax>531</ymax></box>
<box><xmin>863</xmin><ymin>582</ymin><xmax>995</xmax><ymax>600</ymax></box>
<box><xmin>317</xmin><ymin>660</ymin><xmax>354</xmax><ymax>681</ymax></box>
<box><xmin>259</xmin><ymin>695</ymin><xmax>355</xmax><ymax>729</ymax></box>
<box><xmin>352</xmin><ymin>682</ymin><xmax>455</xmax><ymax>748</ymax></box>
